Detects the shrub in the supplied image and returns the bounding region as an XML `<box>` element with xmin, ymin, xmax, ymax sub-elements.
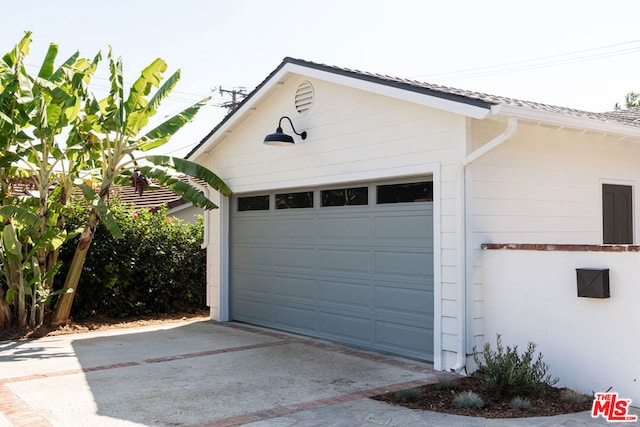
<box><xmin>436</xmin><ymin>375</ymin><xmax>459</xmax><ymax>391</ymax></box>
<box><xmin>54</xmin><ymin>199</ymin><xmax>207</xmax><ymax>319</ymax></box>
<box><xmin>453</xmin><ymin>391</ymin><xmax>484</xmax><ymax>409</ymax></box>
<box><xmin>560</xmin><ymin>389</ymin><xmax>589</xmax><ymax>404</ymax></box>
<box><xmin>473</xmin><ymin>334</ymin><xmax>559</xmax><ymax>397</ymax></box>
<box><xmin>395</xmin><ymin>388</ymin><xmax>423</xmax><ymax>402</ymax></box>
<box><xmin>510</xmin><ymin>396</ymin><xmax>533</xmax><ymax>411</ymax></box>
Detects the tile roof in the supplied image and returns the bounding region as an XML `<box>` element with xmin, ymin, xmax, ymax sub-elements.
<box><xmin>188</xmin><ymin>57</ymin><xmax>640</xmax><ymax>158</ymax></box>
<box><xmin>111</xmin><ymin>184</ymin><xmax>184</xmax><ymax>209</ymax></box>
<box><xmin>8</xmin><ymin>176</ymin><xmax>204</xmax><ymax>210</ymax></box>
<box><xmin>280</xmin><ymin>57</ymin><xmax>640</xmax><ymax>128</ymax></box>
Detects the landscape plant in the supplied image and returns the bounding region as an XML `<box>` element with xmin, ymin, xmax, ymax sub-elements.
<box><xmin>0</xmin><ymin>33</ymin><xmax>230</xmax><ymax>328</ymax></box>
<box><xmin>473</xmin><ymin>334</ymin><xmax>558</xmax><ymax>398</ymax></box>
<box><xmin>453</xmin><ymin>391</ymin><xmax>484</xmax><ymax>409</ymax></box>
<box><xmin>55</xmin><ymin>200</ymin><xmax>206</xmax><ymax>319</ymax></box>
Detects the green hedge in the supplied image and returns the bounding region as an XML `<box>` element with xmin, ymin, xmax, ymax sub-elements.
<box><xmin>54</xmin><ymin>199</ymin><xmax>207</xmax><ymax>319</ymax></box>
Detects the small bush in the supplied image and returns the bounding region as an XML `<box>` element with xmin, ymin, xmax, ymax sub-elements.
<box><xmin>473</xmin><ymin>334</ymin><xmax>559</xmax><ymax>397</ymax></box>
<box><xmin>395</xmin><ymin>388</ymin><xmax>422</xmax><ymax>402</ymax></box>
<box><xmin>436</xmin><ymin>375</ymin><xmax>459</xmax><ymax>391</ymax></box>
<box><xmin>453</xmin><ymin>391</ymin><xmax>484</xmax><ymax>409</ymax></box>
<box><xmin>560</xmin><ymin>389</ymin><xmax>589</xmax><ymax>404</ymax></box>
<box><xmin>510</xmin><ymin>396</ymin><xmax>533</xmax><ymax>411</ymax></box>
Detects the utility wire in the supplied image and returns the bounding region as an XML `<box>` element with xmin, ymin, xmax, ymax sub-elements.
<box><xmin>412</xmin><ymin>39</ymin><xmax>640</xmax><ymax>82</ymax></box>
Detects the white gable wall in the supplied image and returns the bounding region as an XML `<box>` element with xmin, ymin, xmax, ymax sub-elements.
<box><xmin>195</xmin><ymin>73</ymin><xmax>474</xmax><ymax>370</ymax></box>
<box><xmin>469</xmin><ymin>119</ymin><xmax>640</xmax><ymax>401</ymax></box>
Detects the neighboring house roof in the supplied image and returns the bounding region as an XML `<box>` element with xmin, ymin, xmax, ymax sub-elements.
<box><xmin>111</xmin><ymin>184</ymin><xmax>185</xmax><ymax>209</ymax></box>
<box><xmin>8</xmin><ymin>176</ymin><xmax>205</xmax><ymax>211</ymax></box>
<box><xmin>187</xmin><ymin>57</ymin><xmax>640</xmax><ymax>159</ymax></box>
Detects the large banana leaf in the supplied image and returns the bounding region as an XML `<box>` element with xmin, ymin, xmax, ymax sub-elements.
<box><xmin>2</xmin><ymin>223</ymin><xmax>22</xmax><ymax>263</ymax></box>
<box><xmin>0</xmin><ymin>206</ymin><xmax>43</xmax><ymax>229</ymax></box>
<box><xmin>1</xmin><ymin>32</ymin><xmax>31</xmax><ymax>68</ymax></box>
<box><xmin>78</xmin><ymin>182</ymin><xmax>123</xmax><ymax>239</ymax></box>
<box><xmin>143</xmin><ymin>156</ymin><xmax>231</xmax><ymax>196</ymax></box>
<box><xmin>123</xmin><ymin>58</ymin><xmax>167</xmax><ymax>136</ymax></box>
<box><xmin>137</xmin><ymin>166</ymin><xmax>217</xmax><ymax>210</ymax></box>
<box><xmin>138</xmin><ymin>97</ymin><xmax>210</xmax><ymax>148</ymax></box>
<box><xmin>126</xmin><ymin>69</ymin><xmax>180</xmax><ymax>137</ymax></box>
<box><xmin>37</xmin><ymin>43</ymin><xmax>58</xmax><ymax>79</ymax></box>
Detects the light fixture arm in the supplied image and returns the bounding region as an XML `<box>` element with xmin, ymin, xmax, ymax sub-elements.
<box><xmin>278</xmin><ymin>116</ymin><xmax>307</xmax><ymax>140</ymax></box>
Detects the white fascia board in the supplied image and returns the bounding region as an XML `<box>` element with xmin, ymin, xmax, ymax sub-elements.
<box><xmin>492</xmin><ymin>104</ymin><xmax>640</xmax><ymax>138</ymax></box>
<box><xmin>283</xmin><ymin>63</ymin><xmax>491</xmax><ymax>120</ymax></box>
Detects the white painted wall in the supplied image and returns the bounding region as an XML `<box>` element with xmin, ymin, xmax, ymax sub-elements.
<box><xmin>470</xmin><ymin>120</ymin><xmax>640</xmax><ymax>403</ymax></box>
<box><xmin>168</xmin><ymin>204</ymin><xmax>202</xmax><ymax>223</ymax></box>
<box><xmin>481</xmin><ymin>249</ymin><xmax>640</xmax><ymax>404</ymax></box>
<box><xmin>195</xmin><ymin>72</ymin><xmax>470</xmax><ymax>369</ymax></box>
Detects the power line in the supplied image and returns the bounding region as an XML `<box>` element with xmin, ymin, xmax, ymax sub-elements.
<box><xmin>412</xmin><ymin>39</ymin><xmax>640</xmax><ymax>82</ymax></box>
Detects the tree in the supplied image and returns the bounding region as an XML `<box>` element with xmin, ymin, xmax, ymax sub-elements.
<box><xmin>51</xmin><ymin>49</ymin><xmax>231</xmax><ymax>325</ymax></box>
<box><xmin>614</xmin><ymin>91</ymin><xmax>640</xmax><ymax>110</ymax></box>
<box><xmin>0</xmin><ymin>32</ymin><xmax>98</xmax><ymax>327</ymax></box>
<box><xmin>0</xmin><ymin>33</ymin><xmax>230</xmax><ymax>328</ymax></box>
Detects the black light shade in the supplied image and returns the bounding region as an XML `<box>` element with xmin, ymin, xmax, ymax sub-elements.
<box><xmin>264</xmin><ymin>116</ymin><xmax>307</xmax><ymax>146</ymax></box>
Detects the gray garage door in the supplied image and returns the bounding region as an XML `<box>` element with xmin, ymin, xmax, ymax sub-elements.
<box><xmin>230</xmin><ymin>180</ymin><xmax>434</xmax><ymax>360</ymax></box>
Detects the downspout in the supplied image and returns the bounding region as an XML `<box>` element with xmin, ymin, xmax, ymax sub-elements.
<box><xmin>450</xmin><ymin>116</ymin><xmax>518</xmax><ymax>373</ymax></box>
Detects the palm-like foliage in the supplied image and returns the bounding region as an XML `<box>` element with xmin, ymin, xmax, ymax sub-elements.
<box><xmin>0</xmin><ymin>34</ymin><xmax>229</xmax><ymax>327</ymax></box>
<box><xmin>0</xmin><ymin>32</ymin><xmax>97</xmax><ymax>327</ymax></box>
<box><xmin>51</xmin><ymin>49</ymin><xmax>230</xmax><ymax>324</ymax></box>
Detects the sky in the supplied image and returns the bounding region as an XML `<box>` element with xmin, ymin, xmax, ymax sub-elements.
<box><xmin>2</xmin><ymin>0</ymin><xmax>640</xmax><ymax>158</ymax></box>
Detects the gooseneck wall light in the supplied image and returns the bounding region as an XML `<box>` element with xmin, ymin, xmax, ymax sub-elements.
<box><xmin>263</xmin><ymin>116</ymin><xmax>307</xmax><ymax>146</ymax></box>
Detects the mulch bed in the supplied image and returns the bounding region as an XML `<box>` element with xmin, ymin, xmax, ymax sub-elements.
<box><xmin>371</xmin><ymin>375</ymin><xmax>593</xmax><ymax>418</ymax></box>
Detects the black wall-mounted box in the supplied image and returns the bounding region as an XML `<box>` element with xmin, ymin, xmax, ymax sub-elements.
<box><xmin>576</xmin><ymin>268</ymin><xmax>610</xmax><ymax>298</ymax></box>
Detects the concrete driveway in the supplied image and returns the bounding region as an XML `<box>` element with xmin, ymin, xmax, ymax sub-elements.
<box><xmin>0</xmin><ymin>319</ymin><xmax>438</xmax><ymax>426</ymax></box>
<box><xmin>0</xmin><ymin>319</ymin><xmax>631</xmax><ymax>426</ymax></box>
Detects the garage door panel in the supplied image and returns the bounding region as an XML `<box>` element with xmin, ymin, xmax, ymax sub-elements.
<box><xmin>273</xmin><ymin>305</ymin><xmax>318</xmax><ymax>330</ymax></box>
<box><xmin>234</xmin><ymin>299</ymin><xmax>273</xmax><ymax>324</ymax></box>
<box><xmin>318</xmin><ymin>217</ymin><xmax>370</xmax><ymax>240</ymax></box>
<box><xmin>272</xmin><ymin>248</ymin><xmax>316</xmax><ymax>270</ymax></box>
<box><xmin>233</xmin><ymin>220</ymin><xmax>273</xmax><ymax>242</ymax></box>
<box><xmin>274</xmin><ymin>218</ymin><xmax>318</xmax><ymax>240</ymax></box>
<box><xmin>375</xmin><ymin>286</ymin><xmax>433</xmax><ymax>315</ymax></box>
<box><xmin>375</xmin><ymin>215</ymin><xmax>433</xmax><ymax>241</ymax></box>
<box><xmin>231</xmin><ymin>182</ymin><xmax>434</xmax><ymax>361</ymax></box>
<box><xmin>233</xmin><ymin>245</ymin><xmax>272</xmax><ymax>268</ymax></box>
<box><xmin>233</xmin><ymin>272</ymin><xmax>272</xmax><ymax>296</ymax></box>
<box><xmin>374</xmin><ymin>250</ymin><xmax>434</xmax><ymax>276</ymax></box>
<box><xmin>319</xmin><ymin>311</ymin><xmax>372</xmax><ymax>341</ymax></box>
<box><xmin>317</xmin><ymin>249</ymin><xmax>370</xmax><ymax>273</ymax></box>
<box><xmin>376</xmin><ymin>320</ymin><xmax>433</xmax><ymax>356</ymax></box>
<box><xmin>272</xmin><ymin>276</ymin><xmax>317</xmax><ymax>301</ymax></box>
<box><xmin>318</xmin><ymin>280</ymin><xmax>372</xmax><ymax>309</ymax></box>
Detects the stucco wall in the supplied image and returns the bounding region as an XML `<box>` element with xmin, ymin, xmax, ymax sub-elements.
<box><xmin>481</xmin><ymin>248</ymin><xmax>640</xmax><ymax>404</ymax></box>
<box><xmin>470</xmin><ymin>120</ymin><xmax>640</xmax><ymax>402</ymax></box>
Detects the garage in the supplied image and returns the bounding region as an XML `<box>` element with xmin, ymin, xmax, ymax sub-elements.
<box><xmin>230</xmin><ymin>180</ymin><xmax>434</xmax><ymax>360</ymax></box>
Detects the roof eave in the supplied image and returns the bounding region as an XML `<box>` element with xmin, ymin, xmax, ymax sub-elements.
<box><xmin>492</xmin><ymin>104</ymin><xmax>640</xmax><ymax>138</ymax></box>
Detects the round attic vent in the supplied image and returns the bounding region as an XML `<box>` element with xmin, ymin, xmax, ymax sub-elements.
<box><xmin>294</xmin><ymin>81</ymin><xmax>314</xmax><ymax>114</ymax></box>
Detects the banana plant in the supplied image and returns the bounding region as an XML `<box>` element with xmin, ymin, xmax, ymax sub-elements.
<box><xmin>52</xmin><ymin>50</ymin><xmax>231</xmax><ymax>325</ymax></box>
<box><xmin>0</xmin><ymin>32</ymin><xmax>98</xmax><ymax>327</ymax></box>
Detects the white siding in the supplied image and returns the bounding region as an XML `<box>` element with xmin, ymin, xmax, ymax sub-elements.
<box><xmin>469</xmin><ymin>121</ymin><xmax>640</xmax><ymax>246</ymax></box>
<box><xmin>198</xmin><ymin>74</ymin><xmax>468</xmax><ymax>368</ymax></box>
<box><xmin>470</xmin><ymin>119</ymin><xmax>640</xmax><ymax>400</ymax></box>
